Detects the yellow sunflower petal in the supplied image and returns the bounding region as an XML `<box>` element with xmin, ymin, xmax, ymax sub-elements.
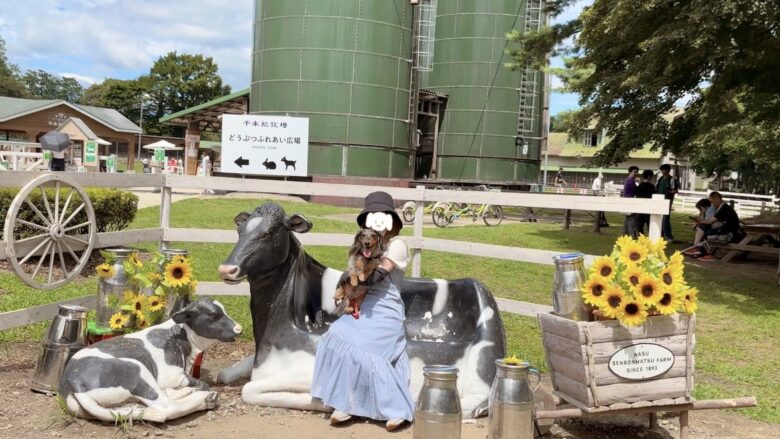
<box><xmin>590</xmin><ymin>256</ymin><xmax>618</xmax><ymax>280</ymax></box>
<box><xmin>601</xmin><ymin>285</ymin><xmax>626</xmax><ymax>319</ymax></box>
<box><xmin>616</xmin><ymin>235</ymin><xmax>635</xmax><ymax>251</ymax></box>
<box><xmin>622</xmin><ymin>265</ymin><xmax>644</xmax><ymax>288</ymax></box>
<box><xmin>653</xmin><ymin>238</ymin><xmax>669</xmax><ymax>261</ymax></box>
<box><xmin>637</xmin><ymin>235</ymin><xmax>653</xmax><ymax>253</ymax></box>
<box><xmin>618</xmin><ymin>299</ymin><xmax>648</xmax><ymax>327</ymax></box>
<box><xmin>680</xmin><ymin>286</ymin><xmax>699</xmax><ymax>314</ymax></box>
<box><xmin>581</xmin><ymin>278</ymin><xmax>608</xmax><ymax>306</ymax></box>
<box><xmin>634</xmin><ymin>274</ymin><xmax>663</xmax><ymax>307</ymax></box>
<box><xmin>619</xmin><ymin>241</ymin><xmax>649</xmax><ymax>266</ymax></box>
<box><xmin>130</xmin><ymin>293</ymin><xmax>148</xmax><ymax>314</ymax></box>
<box><xmin>668</xmin><ymin>250</ymin><xmax>684</xmax><ymax>269</ymax></box>
<box><xmin>659</xmin><ymin>264</ymin><xmax>684</xmax><ymax>290</ymax></box>
<box><xmin>655</xmin><ymin>290</ymin><xmax>682</xmax><ymax>315</ymax></box>
<box><xmin>148</xmin><ymin>295</ymin><xmax>166</xmax><ymax>312</ymax></box>
<box><xmin>122</xmin><ymin>290</ymin><xmax>136</xmax><ymax>301</ymax></box>
<box><xmin>96</xmin><ymin>264</ymin><xmax>115</xmax><ymax>279</ymax></box>
<box><xmin>109</xmin><ymin>312</ymin><xmax>129</xmax><ymax>330</ymax></box>
<box><xmin>164</xmin><ymin>260</ymin><xmax>192</xmax><ymax>288</ymax></box>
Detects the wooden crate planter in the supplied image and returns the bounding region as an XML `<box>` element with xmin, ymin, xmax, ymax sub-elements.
<box><xmin>539</xmin><ymin>312</ymin><xmax>696</xmax><ymax>411</ymax></box>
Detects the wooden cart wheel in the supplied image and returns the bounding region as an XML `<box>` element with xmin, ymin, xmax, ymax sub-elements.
<box><xmin>3</xmin><ymin>174</ymin><xmax>96</xmax><ymax>290</ymax></box>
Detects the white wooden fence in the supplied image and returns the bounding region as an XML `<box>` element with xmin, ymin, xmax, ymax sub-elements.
<box><xmin>0</xmin><ymin>141</ymin><xmax>47</xmax><ymax>172</ymax></box>
<box><xmin>0</xmin><ymin>171</ymin><xmax>670</xmax><ymax>331</ymax></box>
<box><xmin>675</xmin><ymin>190</ymin><xmax>778</xmax><ymax>218</ymax></box>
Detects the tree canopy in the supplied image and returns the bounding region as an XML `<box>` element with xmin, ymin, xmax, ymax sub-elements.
<box><xmin>0</xmin><ymin>36</ymin><xmax>27</xmax><ymax>98</ymax></box>
<box><xmin>22</xmin><ymin>69</ymin><xmax>83</xmax><ymax>102</ymax></box>
<box><xmin>510</xmin><ymin>0</ymin><xmax>780</xmax><ymax>191</ymax></box>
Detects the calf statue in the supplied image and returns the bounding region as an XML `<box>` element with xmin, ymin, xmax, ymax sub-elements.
<box><xmin>217</xmin><ymin>203</ymin><xmax>505</xmax><ymax>418</ymax></box>
<box><xmin>59</xmin><ymin>298</ymin><xmax>242</xmax><ymax>422</ymax></box>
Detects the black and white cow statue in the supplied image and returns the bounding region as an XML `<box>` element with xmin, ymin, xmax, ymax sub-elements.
<box><xmin>217</xmin><ymin>203</ymin><xmax>505</xmax><ymax>418</ymax></box>
<box><xmin>59</xmin><ymin>298</ymin><xmax>242</xmax><ymax>422</ymax></box>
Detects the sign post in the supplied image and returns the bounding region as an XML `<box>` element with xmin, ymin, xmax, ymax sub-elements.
<box><xmin>106</xmin><ymin>154</ymin><xmax>116</xmax><ymax>173</ymax></box>
<box><xmin>220</xmin><ymin>114</ymin><xmax>309</xmax><ymax>176</ymax></box>
<box><xmin>84</xmin><ymin>141</ymin><xmax>97</xmax><ymax>166</ymax></box>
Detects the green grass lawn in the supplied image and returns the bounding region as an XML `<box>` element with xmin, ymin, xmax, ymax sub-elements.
<box><xmin>1</xmin><ymin>199</ymin><xmax>778</xmax><ymax>423</ymax></box>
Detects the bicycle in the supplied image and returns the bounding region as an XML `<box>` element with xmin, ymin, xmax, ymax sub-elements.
<box><xmin>400</xmin><ymin>186</ymin><xmax>456</xmax><ymax>224</ymax></box>
<box><xmin>431</xmin><ymin>185</ymin><xmax>504</xmax><ymax>228</ymax></box>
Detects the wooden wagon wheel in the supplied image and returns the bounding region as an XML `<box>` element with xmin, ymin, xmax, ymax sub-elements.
<box><xmin>3</xmin><ymin>174</ymin><xmax>96</xmax><ymax>290</ymax></box>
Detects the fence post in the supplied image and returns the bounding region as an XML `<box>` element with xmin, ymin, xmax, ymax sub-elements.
<box><xmin>159</xmin><ymin>175</ymin><xmax>172</xmax><ymax>250</ymax></box>
<box><xmin>564</xmin><ymin>209</ymin><xmax>571</xmax><ymax>229</ymax></box>
<box><xmin>648</xmin><ymin>194</ymin><xmax>665</xmax><ymax>241</ymax></box>
<box><xmin>411</xmin><ymin>185</ymin><xmax>425</xmax><ymax>278</ymax></box>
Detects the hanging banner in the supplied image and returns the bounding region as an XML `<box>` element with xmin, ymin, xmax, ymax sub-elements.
<box><xmin>220</xmin><ymin>114</ymin><xmax>309</xmax><ymax>176</ymax></box>
<box><xmin>84</xmin><ymin>141</ymin><xmax>97</xmax><ymax>165</ymax></box>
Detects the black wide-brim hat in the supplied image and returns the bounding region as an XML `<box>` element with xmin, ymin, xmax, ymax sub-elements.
<box><xmin>357</xmin><ymin>191</ymin><xmax>403</xmax><ymax>231</ymax></box>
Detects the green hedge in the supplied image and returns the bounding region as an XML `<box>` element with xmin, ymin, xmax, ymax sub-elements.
<box><xmin>0</xmin><ymin>187</ymin><xmax>138</xmax><ymax>236</ymax></box>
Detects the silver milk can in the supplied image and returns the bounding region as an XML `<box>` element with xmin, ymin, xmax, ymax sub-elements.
<box><xmin>96</xmin><ymin>247</ymin><xmax>133</xmax><ymax>329</ymax></box>
<box><xmin>551</xmin><ymin>253</ymin><xmax>589</xmax><ymax>321</ymax></box>
<box><xmin>160</xmin><ymin>248</ymin><xmax>191</xmax><ymax>319</ymax></box>
<box><xmin>488</xmin><ymin>359</ymin><xmax>541</xmax><ymax>439</ymax></box>
<box><xmin>413</xmin><ymin>365</ymin><xmax>462</xmax><ymax>439</ymax></box>
<box><xmin>31</xmin><ymin>304</ymin><xmax>88</xmax><ymax>394</ymax></box>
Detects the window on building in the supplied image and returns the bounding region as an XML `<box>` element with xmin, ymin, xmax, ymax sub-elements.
<box><xmin>583</xmin><ymin>130</ymin><xmax>599</xmax><ymax>147</ymax></box>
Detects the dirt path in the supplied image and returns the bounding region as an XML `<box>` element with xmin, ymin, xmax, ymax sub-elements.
<box><xmin>0</xmin><ymin>342</ymin><xmax>774</xmax><ymax>439</ymax></box>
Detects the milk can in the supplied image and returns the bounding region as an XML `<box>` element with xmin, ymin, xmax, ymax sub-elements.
<box><xmin>96</xmin><ymin>248</ymin><xmax>133</xmax><ymax>329</ymax></box>
<box><xmin>413</xmin><ymin>365</ymin><xmax>462</xmax><ymax>439</ymax></box>
<box><xmin>31</xmin><ymin>305</ymin><xmax>88</xmax><ymax>394</ymax></box>
<box><xmin>552</xmin><ymin>253</ymin><xmax>589</xmax><ymax>321</ymax></box>
<box><xmin>160</xmin><ymin>249</ymin><xmax>191</xmax><ymax>319</ymax></box>
<box><xmin>488</xmin><ymin>359</ymin><xmax>541</xmax><ymax>439</ymax></box>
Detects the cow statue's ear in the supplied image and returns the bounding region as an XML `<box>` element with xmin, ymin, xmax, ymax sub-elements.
<box><xmin>286</xmin><ymin>214</ymin><xmax>312</xmax><ymax>234</ymax></box>
<box><xmin>234</xmin><ymin>212</ymin><xmax>251</xmax><ymax>226</ymax></box>
<box><xmin>172</xmin><ymin>309</ymin><xmax>192</xmax><ymax>324</ymax></box>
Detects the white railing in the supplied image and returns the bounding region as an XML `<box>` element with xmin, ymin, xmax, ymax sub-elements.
<box><xmin>0</xmin><ymin>171</ymin><xmax>670</xmax><ymax>330</ymax></box>
<box><xmin>675</xmin><ymin>189</ymin><xmax>778</xmax><ymax>218</ymax></box>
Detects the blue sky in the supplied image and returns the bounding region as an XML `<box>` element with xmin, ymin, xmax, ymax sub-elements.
<box><xmin>0</xmin><ymin>0</ymin><xmax>587</xmax><ymax>115</ymax></box>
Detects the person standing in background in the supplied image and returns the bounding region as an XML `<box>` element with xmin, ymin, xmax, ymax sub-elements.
<box><xmin>633</xmin><ymin>170</ymin><xmax>657</xmax><ymax>236</ymax></box>
<box><xmin>49</xmin><ymin>149</ymin><xmax>66</xmax><ymax>172</ymax></box>
<box><xmin>592</xmin><ymin>173</ymin><xmax>609</xmax><ymax>227</ymax></box>
<box><xmin>622</xmin><ymin>166</ymin><xmax>640</xmax><ymax>236</ymax></box>
<box><xmin>555</xmin><ymin>167</ymin><xmax>567</xmax><ymax>188</ymax></box>
<box><xmin>656</xmin><ymin>164</ymin><xmax>679</xmax><ymax>242</ymax></box>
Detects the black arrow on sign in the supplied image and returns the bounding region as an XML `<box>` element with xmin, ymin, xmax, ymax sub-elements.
<box><xmin>234</xmin><ymin>156</ymin><xmax>249</xmax><ymax>168</ymax></box>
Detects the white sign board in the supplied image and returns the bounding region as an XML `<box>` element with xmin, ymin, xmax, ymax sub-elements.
<box><xmin>220</xmin><ymin>114</ymin><xmax>309</xmax><ymax>176</ymax></box>
<box><xmin>608</xmin><ymin>343</ymin><xmax>674</xmax><ymax>380</ymax></box>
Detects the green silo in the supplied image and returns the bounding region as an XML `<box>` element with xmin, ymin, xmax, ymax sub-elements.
<box><xmin>251</xmin><ymin>0</ymin><xmax>414</xmax><ymax>178</ymax></box>
<box><xmin>420</xmin><ymin>0</ymin><xmax>543</xmax><ymax>184</ymax></box>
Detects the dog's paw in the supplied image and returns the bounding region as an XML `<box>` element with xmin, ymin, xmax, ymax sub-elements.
<box><xmin>334</xmin><ymin>287</ymin><xmax>345</xmax><ymax>300</ymax></box>
<box><xmin>358</xmin><ymin>273</ymin><xmax>366</xmax><ymax>282</ymax></box>
<box><xmin>350</xmin><ymin>276</ymin><xmax>359</xmax><ymax>287</ymax></box>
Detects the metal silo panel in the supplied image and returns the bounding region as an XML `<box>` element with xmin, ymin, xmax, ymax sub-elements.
<box><xmin>251</xmin><ymin>0</ymin><xmax>413</xmax><ymax>178</ymax></box>
<box><xmin>421</xmin><ymin>0</ymin><xmax>543</xmax><ymax>184</ymax></box>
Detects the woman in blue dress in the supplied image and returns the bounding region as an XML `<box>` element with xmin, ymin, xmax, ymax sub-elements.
<box><xmin>311</xmin><ymin>191</ymin><xmax>413</xmax><ymax>432</ymax></box>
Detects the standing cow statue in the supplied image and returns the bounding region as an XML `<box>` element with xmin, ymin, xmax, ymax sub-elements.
<box><xmin>59</xmin><ymin>298</ymin><xmax>242</xmax><ymax>422</ymax></box>
<box><xmin>217</xmin><ymin>203</ymin><xmax>505</xmax><ymax>417</ymax></box>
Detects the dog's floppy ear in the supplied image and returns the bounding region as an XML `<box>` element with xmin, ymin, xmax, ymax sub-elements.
<box><xmin>350</xmin><ymin>230</ymin><xmax>362</xmax><ymax>254</ymax></box>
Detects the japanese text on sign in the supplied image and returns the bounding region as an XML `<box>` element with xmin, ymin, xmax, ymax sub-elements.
<box><xmin>220</xmin><ymin>114</ymin><xmax>309</xmax><ymax>177</ymax></box>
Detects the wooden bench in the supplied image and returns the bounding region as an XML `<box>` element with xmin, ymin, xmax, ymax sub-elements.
<box><xmin>710</xmin><ymin>224</ymin><xmax>780</xmax><ymax>263</ymax></box>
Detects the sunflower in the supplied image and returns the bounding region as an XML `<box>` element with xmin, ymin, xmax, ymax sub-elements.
<box><xmin>637</xmin><ymin>235</ymin><xmax>653</xmax><ymax>253</ymax></box>
<box><xmin>96</xmin><ymin>263</ymin><xmax>115</xmax><ymax>279</ymax></box>
<box><xmin>109</xmin><ymin>312</ymin><xmax>129</xmax><ymax>330</ymax></box>
<box><xmin>619</xmin><ymin>240</ymin><xmax>649</xmax><ymax>266</ymax></box>
<box><xmin>129</xmin><ymin>292</ymin><xmax>148</xmax><ymax>315</ymax></box>
<box><xmin>668</xmin><ymin>250</ymin><xmax>684</xmax><ymax>269</ymax></box>
<box><xmin>652</xmin><ymin>238</ymin><xmax>669</xmax><ymax>261</ymax></box>
<box><xmin>680</xmin><ymin>286</ymin><xmax>699</xmax><ymax>314</ymax></box>
<box><xmin>172</xmin><ymin>255</ymin><xmax>188</xmax><ymax>264</ymax></box>
<box><xmin>147</xmin><ymin>295</ymin><xmax>165</xmax><ymax>312</ymax></box>
<box><xmin>622</xmin><ymin>265</ymin><xmax>644</xmax><ymax>288</ymax></box>
<box><xmin>581</xmin><ymin>277</ymin><xmax>608</xmax><ymax>306</ymax></box>
<box><xmin>659</xmin><ymin>264</ymin><xmax>683</xmax><ymax>290</ymax></box>
<box><xmin>655</xmin><ymin>289</ymin><xmax>682</xmax><ymax>315</ymax></box>
<box><xmin>129</xmin><ymin>252</ymin><xmax>143</xmax><ymax>268</ymax></box>
<box><xmin>164</xmin><ymin>260</ymin><xmax>192</xmax><ymax>288</ymax></box>
<box><xmin>616</xmin><ymin>235</ymin><xmax>635</xmax><ymax>251</ymax></box>
<box><xmin>148</xmin><ymin>272</ymin><xmax>162</xmax><ymax>283</ymax></box>
<box><xmin>122</xmin><ymin>290</ymin><xmax>136</xmax><ymax>301</ymax></box>
<box><xmin>590</xmin><ymin>256</ymin><xmax>617</xmax><ymax>280</ymax></box>
<box><xmin>601</xmin><ymin>285</ymin><xmax>626</xmax><ymax>319</ymax></box>
<box><xmin>618</xmin><ymin>299</ymin><xmax>648</xmax><ymax>327</ymax></box>
<box><xmin>634</xmin><ymin>274</ymin><xmax>663</xmax><ymax>306</ymax></box>
<box><xmin>134</xmin><ymin>312</ymin><xmax>150</xmax><ymax>329</ymax></box>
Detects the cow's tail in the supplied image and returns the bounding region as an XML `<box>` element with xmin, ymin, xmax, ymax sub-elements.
<box><xmin>72</xmin><ymin>393</ymin><xmax>165</xmax><ymax>423</ymax></box>
<box><xmin>217</xmin><ymin>354</ymin><xmax>254</xmax><ymax>384</ymax></box>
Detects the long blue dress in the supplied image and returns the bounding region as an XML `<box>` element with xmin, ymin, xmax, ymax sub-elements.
<box><xmin>311</xmin><ymin>238</ymin><xmax>414</xmax><ymax>422</ymax></box>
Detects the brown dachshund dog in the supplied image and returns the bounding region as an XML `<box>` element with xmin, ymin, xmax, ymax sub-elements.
<box><xmin>334</xmin><ymin>229</ymin><xmax>385</xmax><ymax>318</ymax></box>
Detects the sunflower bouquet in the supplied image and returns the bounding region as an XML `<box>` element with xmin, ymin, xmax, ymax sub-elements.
<box><xmin>581</xmin><ymin>235</ymin><xmax>698</xmax><ymax>327</ymax></box>
<box><xmin>101</xmin><ymin>250</ymin><xmax>168</xmax><ymax>332</ymax></box>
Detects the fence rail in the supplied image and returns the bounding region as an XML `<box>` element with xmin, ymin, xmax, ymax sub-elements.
<box><xmin>0</xmin><ymin>171</ymin><xmax>669</xmax><ymax>331</ymax></box>
<box><xmin>675</xmin><ymin>189</ymin><xmax>778</xmax><ymax>218</ymax></box>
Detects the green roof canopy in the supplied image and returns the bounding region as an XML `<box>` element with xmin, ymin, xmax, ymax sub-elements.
<box><xmin>159</xmin><ymin>88</ymin><xmax>249</xmax><ymax>132</ymax></box>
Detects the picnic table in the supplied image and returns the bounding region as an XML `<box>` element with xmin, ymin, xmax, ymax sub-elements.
<box><xmin>717</xmin><ymin>223</ymin><xmax>780</xmax><ymax>263</ymax></box>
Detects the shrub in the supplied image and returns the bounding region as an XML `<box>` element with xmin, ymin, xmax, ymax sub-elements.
<box><xmin>0</xmin><ymin>187</ymin><xmax>138</xmax><ymax>237</ymax></box>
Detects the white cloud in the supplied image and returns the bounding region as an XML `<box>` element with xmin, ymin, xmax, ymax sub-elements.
<box><xmin>60</xmin><ymin>72</ymin><xmax>99</xmax><ymax>86</ymax></box>
<box><xmin>1</xmin><ymin>0</ymin><xmax>252</xmax><ymax>89</ymax></box>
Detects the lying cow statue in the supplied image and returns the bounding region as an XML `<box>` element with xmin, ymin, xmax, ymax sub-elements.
<box><xmin>59</xmin><ymin>298</ymin><xmax>242</xmax><ymax>422</ymax></box>
<box><xmin>217</xmin><ymin>203</ymin><xmax>505</xmax><ymax>418</ymax></box>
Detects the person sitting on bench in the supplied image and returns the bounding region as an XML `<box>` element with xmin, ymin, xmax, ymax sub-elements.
<box><xmin>691</xmin><ymin>192</ymin><xmax>741</xmax><ymax>261</ymax></box>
